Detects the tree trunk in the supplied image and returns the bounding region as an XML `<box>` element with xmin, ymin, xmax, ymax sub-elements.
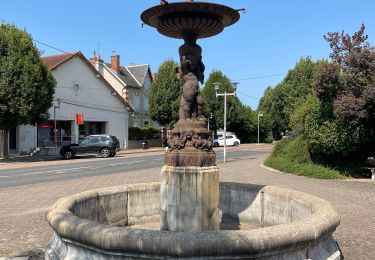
<box><xmin>0</xmin><ymin>129</ymin><xmax>9</xmax><ymax>159</ymax></box>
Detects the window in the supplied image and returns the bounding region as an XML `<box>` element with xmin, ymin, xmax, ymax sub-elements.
<box><xmin>144</xmin><ymin>95</ymin><xmax>149</xmax><ymax>112</ymax></box>
<box><xmin>144</xmin><ymin>77</ymin><xmax>151</xmax><ymax>91</ymax></box>
<box><xmin>134</xmin><ymin>93</ymin><xmax>140</xmax><ymax>112</ymax></box>
<box><xmin>100</xmin><ymin>136</ymin><xmax>110</xmax><ymax>142</ymax></box>
<box><xmin>88</xmin><ymin>137</ymin><xmax>100</xmax><ymax>144</ymax></box>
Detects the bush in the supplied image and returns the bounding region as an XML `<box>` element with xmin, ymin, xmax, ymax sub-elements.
<box><xmin>129</xmin><ymin>127</ymin><xmax>160</xmax><ymax>140</ymax></box>
<box><xmin>265</xmin><ymin>137</ymin><xmax>345</xmax><ymax>179</ymax></box>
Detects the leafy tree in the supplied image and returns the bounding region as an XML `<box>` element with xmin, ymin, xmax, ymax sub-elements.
<box><xmin>258</xmin><ymin>57</ymin><xmax>319</xmax><ymax>140</ymax></box>
<box><xmin>0</xmin><ymin>23</ymin><xmax>55</xmax><ymax>158</ymax></box>
<box><xmin>149</xmin><ymin>59</ymin><xmax>182</xmax><ymax>126</ymax></box>
<box><xmin>310</xmin><ymin>24</ymin><xmax>375</xmax><ymax>154</ymax></box>
<box><xmin>201</xmin><ymin>70</ymin><xmax>256</xmax><ymax>142</ymax></box>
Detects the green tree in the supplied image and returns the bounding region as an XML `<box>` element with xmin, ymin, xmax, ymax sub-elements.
<box><xmin>149</xmin><ymin>59</ymin><xmax>182</xmax><ymax>126</ymax></box>
<box><xmin>0</xmin><ymin>23</ymin><xmax>56</xmax><ymax>158</ymax></box>
<box><xmin>201</xmin><ymin>70</ymin><xmax>256</xmax><ymax>142</ymax></box>
<box><xmin>258</xmin><ymin>57</ymin><xmax>319</xmax><ymax>140</ymax></box>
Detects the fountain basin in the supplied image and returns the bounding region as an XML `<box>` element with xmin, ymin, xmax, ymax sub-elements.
<box><xmin>45</xmin><ymin>182</ymin><xmax>341</xmax><ymax>259</ymax></box>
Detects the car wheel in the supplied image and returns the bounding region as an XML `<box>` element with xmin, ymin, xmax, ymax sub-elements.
<box><xmin>64</xmin><ymin>150</ymin><xmax>74</xmax><ymax>160</ymax></box>
<box><xmin>234</xmin><ymin>141</ymin><xmax>240</xmax><ymax>146</ymax></box>
<box><xmin>214</xmin><ymin>142</ymin><xmax>219</xmax><ymax>147</ymax></box>
<box><xmin>100</xmin><ymin>148</ymin><xmax>111</xmax><ymax>158</ymax></box>
<box><xmin>109</xmin><ymin>152</ymin><xmax>116</xmax><ymax>157</ymax></box>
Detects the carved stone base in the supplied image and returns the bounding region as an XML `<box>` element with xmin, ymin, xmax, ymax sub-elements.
<box><xmin>165</xmin><ymin>148</ymin><xmax>215</xmax><ymax>167</ymax></box>
<box><xmin>166</xmin><ymin>118</ymin><xmax>215</xmax><ymax>167</ymax></box>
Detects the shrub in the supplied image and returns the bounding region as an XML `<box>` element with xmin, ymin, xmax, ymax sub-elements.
<box><xmin>129</xmin><ymin>127</ymin><xmax>160</xmax><ymax>140</ymax></box>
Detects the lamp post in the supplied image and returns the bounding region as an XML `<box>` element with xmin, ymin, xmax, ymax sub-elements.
<box><xmin>214</xmin><ymin>81</ymin><xmax>238</xmax><ymax>163</ymax></box>
<box><xmin>257</xmin><ymin>113</ymin><xmax>263</xmax><ymax>144</ymax></box>
<box><xmin>207</xmin><ymin>113</ymin><xmax>213</xmax><ymax>130</ymax></box>
<box><xmin>53</xmin><ymin>99</ymin><xmax>61</xmax><ymax>155</ymax></box>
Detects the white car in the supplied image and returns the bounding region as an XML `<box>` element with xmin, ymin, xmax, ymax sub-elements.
<box><xmin>213</xmin><ymin>134</ymin><xmax>240</xmax><ymax>147</ymax></box>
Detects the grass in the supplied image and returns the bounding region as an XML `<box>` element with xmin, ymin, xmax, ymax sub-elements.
<box><xmin>0</xmin><ymin>249</ymin><xmax>12</xmax><ymax>257</ymax></box>
<box><xmin>264</xmin><ymin>136</ymin><xmax>346</xmax><ymax>179</ymax></box>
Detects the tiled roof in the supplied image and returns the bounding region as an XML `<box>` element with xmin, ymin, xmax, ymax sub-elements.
<box><xmin>104</xmin><ymin>63</ymin><xmax>140</xmax><ymax>87</ymax></box>
<box><xmin>127</xmin><ymin>64</ymin><xmax>149</xmax><ymax>86</ymax></box>
<box><xmin>41</xmin><ymin>52</ymin><xmax>133</xmax><ymax>111</ymax></box>
<box><xmin>41</xmin><ymin>52</ymin><xmax>80</xmax><ymax>70</ymax></box>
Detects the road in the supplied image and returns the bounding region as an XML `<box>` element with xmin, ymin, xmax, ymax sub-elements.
<box><xmin>0</xmin><ymin>148</ymin><xmax>268</xmax><ymax>189</ymax></box>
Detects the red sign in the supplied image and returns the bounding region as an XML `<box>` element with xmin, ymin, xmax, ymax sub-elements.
<box><xmin>37</xmin><ymin>123</ymin><xmax>53</xmax><ymax>129</ymax></box>
<box><xmin>76</xmin><ymin>114</ymin><xmax>83</xmax><ymax>125</ymax></box>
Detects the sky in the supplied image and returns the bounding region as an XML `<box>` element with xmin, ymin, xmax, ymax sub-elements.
<box><xmin>1</xmin><ymin>0</ymin><xmax>375</xmax><ymax>109</ymax></box>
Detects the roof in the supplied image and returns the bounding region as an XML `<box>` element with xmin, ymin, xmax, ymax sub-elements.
<box><xmin>41</xmin><ymin>52</ymin><xmax>80</xmax><ymax>70</ymax></box>
<box><xmin>104</xmin><ymin>63</ymin><xmax>140</xmax><ymax>87</ymax></box>
<box><xmin>127</xmin><ymin>64</ymin><xmax>150</xmax><ymax>86</ymax></box>
<box><xmin>41</xmin><ymin>52</ymin><xmax>133</xmax><ymax>112</ymax></box>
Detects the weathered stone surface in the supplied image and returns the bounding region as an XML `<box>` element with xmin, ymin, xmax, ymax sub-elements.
<box><xmin>45</xmin><ymin>182</ymin><xmax>342</xmax><ymax>259</ymax></box>
<box><xmin>160</xmin><ymin>166</ymin><xmax>220</xmax><ymax>232</ymax></box>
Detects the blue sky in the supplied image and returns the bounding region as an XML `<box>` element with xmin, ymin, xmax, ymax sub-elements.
<box><xmin>1</xmin><ymin>0</ymin><xmax>375</xmax><ymax>109</ymax></box>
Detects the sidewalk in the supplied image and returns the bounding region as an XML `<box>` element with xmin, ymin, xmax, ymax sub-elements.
<box><xmin>1</xmin><ymin>145</ymin><xmax>373</xmax><ymax>259</ymax></box>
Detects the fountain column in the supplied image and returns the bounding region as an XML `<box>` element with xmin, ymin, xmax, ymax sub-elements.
<box><xmin>140</xmin><ymin>1</ymin><xmax>240</xmax><ymax>232</ymax></box>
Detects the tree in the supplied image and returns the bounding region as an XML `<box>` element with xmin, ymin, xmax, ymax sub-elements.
<box><xmin>0</xmin><ymin>23</ymin><xmax>56</xmax><ymax>158</ymax></box>
<box><xmin>314</xmin><ymin>25</ymin><xmax>375</xmax><ymax>151</ymax></box>
<box><xmin>258</xmin><ymin>57</ymin><xmax>319</xmax><ymax>140</ymax></box>
<box><xmin>149</xmin><ymin>59</ymin><xmax>183</xmax><ymax>126</ymax></box>
<box><xmin>201</xmin><ymin>70</ymin><xmax>256</xmax><ymax>142</ymax></box>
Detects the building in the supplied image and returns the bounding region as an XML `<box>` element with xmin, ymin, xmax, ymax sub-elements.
<box><xmin>9</xmin><ymin>51</ymin><xmax>132</xmax><ymax>155</ymax></box>
<box><xmin>90</xmin><ymin>54</ymin><xmax>157</xmax><ymax>128</ymax></box>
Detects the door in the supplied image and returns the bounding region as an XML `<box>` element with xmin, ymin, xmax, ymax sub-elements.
<box><xmin>86</xmin><ymin>136</ymin><xmax>100</xmax><ymax>153</ymax></box>
<box><xmin>75</xmin><ymin>137</ymin><xmax>89</xmax><ymax>154</ymax></box>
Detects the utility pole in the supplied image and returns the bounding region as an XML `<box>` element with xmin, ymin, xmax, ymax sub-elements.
<box><xmin>258</xmin><ymin>113</ymin><xmax>263</xmax><ymax>144</ymax></box>
<box><xmin>53</xmin><ymin>99</ymin><xmax>61</xmax><ymax>155</ymax></box>
<box><xmin>214</xmin><ymin>82</ymin><xmax>238</xmax><ymax>163</ymax></box>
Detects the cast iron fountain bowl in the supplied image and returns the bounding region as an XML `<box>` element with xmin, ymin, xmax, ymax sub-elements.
<box><xmin>141</xmin><ymin>2</ymin><xmax>240</xmax><ymax>39</ymax></box>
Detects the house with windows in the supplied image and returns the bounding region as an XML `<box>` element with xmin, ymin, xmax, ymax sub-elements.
<box><xmin>8</xmin><ymin>51</ymin><xmax>132</xmax><ymax>155</ymax></box>
<box><xmin>89</xmin><ymin>54</ymin><xmax>156</xmax><ymax>127</ymax></box>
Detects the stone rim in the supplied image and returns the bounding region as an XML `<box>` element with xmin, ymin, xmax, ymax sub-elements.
<box><xmin>46</xmin><ymin>182</ymin><xmax>340</xmax><ymax>257</ymax></box>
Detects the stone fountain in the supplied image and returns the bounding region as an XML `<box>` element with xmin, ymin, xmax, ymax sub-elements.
<box><xmin>45</xmin><ymin>1</ymin><xmax>342</xmax><ymax>259</ymax></box>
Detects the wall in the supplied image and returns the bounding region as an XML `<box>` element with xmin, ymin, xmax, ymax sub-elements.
<box><xmin>17</xmin><ymin>56</ymin><xmax>129</xmax><ymax>153</ymax></box>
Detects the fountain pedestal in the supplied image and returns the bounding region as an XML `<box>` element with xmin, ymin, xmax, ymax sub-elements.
<box><xmin>160</xmin><ymin>166</ymin><xmax>221</xmax><ymax>232</ymax></box>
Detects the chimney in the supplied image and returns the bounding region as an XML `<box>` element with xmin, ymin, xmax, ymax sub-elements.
<box><xmin>111</xmin><ymin>55</ymin><xmax>120</xmax><ymax>73</ymax></box>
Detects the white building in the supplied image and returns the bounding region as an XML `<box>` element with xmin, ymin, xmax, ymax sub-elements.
<box><xmin>9</xmin><ymin>51</ymin><xmax>132</xmax><ymax>154</ymax></box>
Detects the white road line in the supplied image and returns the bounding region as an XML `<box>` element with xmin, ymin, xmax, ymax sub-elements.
<box><xmin>153</xmin><ymin>158</ymin><xmax>164</xmax><ymax>161</ymax></box>
<box><xmin>109</xmin><ymin>160</ymin><xmax>144</xmax><ymax>166</ymax></box>
<box><xmin>20</xmin><ymin>166</ymin><xmax>101</xmax><ymax>176</ymax></box>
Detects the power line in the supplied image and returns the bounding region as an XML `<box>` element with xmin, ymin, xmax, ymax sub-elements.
<box><xmin>33</xmin><ymin>39</ymin><xmax>70</xmax><ymax>54</ymax></box>
<box><xmin>237</xmin><ymin>90</ymin><xmax>259</xmax><ymax>100</ymax></box>
<box><xmin>233</xmin><ymin>73</ymin><xmax>286</xmax><ymax>81</ymax></box>
<box><xmin>33</xmin><ymin>38</ymin><xmax>286</xmax><ymax>84</ymax></box>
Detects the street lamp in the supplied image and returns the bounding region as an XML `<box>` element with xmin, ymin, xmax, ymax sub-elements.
<box><xmin>214</xmin><ymin>81</ymin><xmax>238</xmax><ymax>163</ymax></box>
<box><xmin>257</xmin><ymin>113</ymin><xmax>263</xmax><ymax>144</ymax></box>
<box><xmin>53</xmin><ymin>99</ymin><xmax>61</xmax><ymax>155</ymax></box>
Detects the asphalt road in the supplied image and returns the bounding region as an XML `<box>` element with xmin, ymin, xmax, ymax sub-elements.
<box><xmin>0</xmin><ymin>150</ymin><xmax>268</xmax><ymax>189</ymax></box>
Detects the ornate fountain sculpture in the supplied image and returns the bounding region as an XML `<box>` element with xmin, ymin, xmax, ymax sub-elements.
<box><xmin>141</xmin><ymin>1</ymin><xmax>240</xmax><ymax>168</ymax></box>
<box><xmin>45</xmin><ymin>2</ymin><xmax>342</xmax><ymax>259</ymax></box>
<box><xmin>141</xmin><ymin>0</ymin><xmax>240</xmax><ymax>232</ymax></box>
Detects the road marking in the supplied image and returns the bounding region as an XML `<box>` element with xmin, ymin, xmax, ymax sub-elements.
<box><xmin>20</xmin><ymin>166</ymin><xmax>101</xmax><ymax>176</ymax></box>
<box><xmin>153</xmin><ymin>158</ymin><xmax>164</xmax><ymax>161</ymax></box>
<box><xmin>109</xmin><ymin>160</ymin><xmax>144</xmax><ymax>166</ymax></box>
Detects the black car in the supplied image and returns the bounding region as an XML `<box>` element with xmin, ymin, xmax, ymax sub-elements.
<box><xmin>60</xmin><ymin>135</ymin><xmax>120</xmax><ymax>159</ymax></box>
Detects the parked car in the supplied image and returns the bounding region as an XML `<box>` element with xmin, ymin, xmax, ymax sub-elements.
<box><xmin>213</xmin><ymin>133</ymin><xmax>240</xmax><ymax>147</ymax></box>
<box><xmin>60</xmin><ymin>135</ymin><xmax>120</xmax><ymax>159</ymax></box>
